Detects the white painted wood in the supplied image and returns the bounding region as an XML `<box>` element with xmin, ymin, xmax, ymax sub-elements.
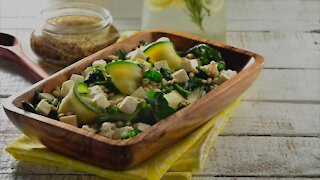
<box><xmin>222</xmin><ymin>101</ymin><xmax>320</xmax><ymax>137</ymax></box>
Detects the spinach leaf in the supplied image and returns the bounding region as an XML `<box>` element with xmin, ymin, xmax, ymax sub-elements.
<box><xmin>149</xmin><ymin>92</ymin><xmax>176</xmax><ymax>122</ymax></box>
<box><xmin>144</xmin><ymin>69</ymin><xmax>163</xmax><ymax>83</ymax></box>
<box><xmin>181</xmin><ymin>77</ymin><xmax>204</xmax><ymax>91</ymax></box>
<box><xmin>161</xmin><ymin>85</ymin><xmax>174</xmax><ymax>94</ymax></box>
<box><xmin>160</xmin><ymin>68</ymin><xmax>173</xmax><ymax>80</ymax></box>
<box><xmin>185</xmin><ymin>44</ymin><xmax>225</xmax><ymax>65</ymax></box>
<box><xmin>98</xmin><ymin>101</ymin><xmax>147</xmax><ymax>123</ymax></box>
<box><xmin>116</xmin><ymin>49</ymin><xmax>127</xmax><ymax>60</ymax></box>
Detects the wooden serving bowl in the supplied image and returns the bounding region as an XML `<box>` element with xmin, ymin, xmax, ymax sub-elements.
<box><xmin>3</xmin><ymin>29</ymin><xmax>264</xmax><ymax>170</ymax></box>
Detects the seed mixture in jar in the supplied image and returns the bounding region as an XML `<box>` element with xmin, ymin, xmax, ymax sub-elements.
<box><xmin>22</xmin><ymin>37</ymin><xmax>237</xmax><ymax>140</ymax></box>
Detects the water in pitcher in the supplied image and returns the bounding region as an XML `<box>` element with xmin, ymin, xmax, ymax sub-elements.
<box><xmin>141</xmin><ymin>0</ymin><xmax>226</xmax><ymax>42</ymax></box>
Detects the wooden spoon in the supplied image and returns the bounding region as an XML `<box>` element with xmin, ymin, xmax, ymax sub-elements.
<box><xmin>0</xmin><ymin>32</ymin><xmax>49</xmax><ymax>81</ymax></box>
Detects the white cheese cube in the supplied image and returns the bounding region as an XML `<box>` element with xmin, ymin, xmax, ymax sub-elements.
<box><xmin>59</xmin><ymin>115</ymin><xmax>78</xmax><ymax>127</ymax></box>
<box><xmin>118</xmin><ymin>96</ymin><xmax>139</xmax><ymax>114</ymax></box>
<box><xmin>92</xmin><ymin>59</ymin><xmax>107</xmax><ymax>69</ymax></box>
<box><xmin>163</xmin><ymin>90</ymin><xmax>186</xmax><ymax>109</ymax></box>
<box><xmin>130</xmin><ymin>48</ymin><xmax>148</xmax><ymax>61</ymax></box>
<box><xmin>154</xmin><ymin>60</ymin><xmax>170</xmax><ymax>70</ymax></box>
<box><xmin>133</xmin><ymin>123</ymin><xmax>151</xmax><ymax>132</ymax></box>
<box><xmin>130</xmin><ymin>87</ymin><xmax>147</xmax><ymax>99</ymax></box>
<box><xmin>172</xmin><ymin>69</ymin><xmax>189</xmax><ymax>83</ymax></box>
<box><xmin>215</xmin><ymin>70</ymin><xmax>237</xmax><ymax>85</ymax></box>
<box><xmin>99</xmin><ymin>129</ymin><xmax>115</xmax><ymax>138</ymax></box>
<box><xmin>181</xmin><ymin>58</ymin><xmax>198</xmax><ymax>73</ymax></box>
<box><xmin>113</xmin><ymin>126</ymin><xmax>134</xmax><ymax>139</ymax></box>
<box><xmin>70</xmin><ymin>74</ymin><xmax>85</xmax><ymax>82</ymax></box>
<box><xmin>100</xmin><ymin>122</ymin><xmax>116</xmax><ymax>132</ymax></box>
<box><xmin>35</xmin><ymin>99</ymin><xmax>52</xmax><ymax>116</ymax></box>
<box><xmin>61</xmin><ymin>80</ymin><xmax>74</xmax><ymax>97</ymax></box>
<box><xmin>92</xmin><ymin>93</ymin><xmax>110</xmax><ymax>109</ymax></box>
<box><xmin>89</xmin><ymin>85</ymin><xmax>104</xmax><ymax>97</ymax></box>
<box><xmin>38</xmin><ymin>93</ymin><xmax>55</xmax><ymax>101</ymax></box>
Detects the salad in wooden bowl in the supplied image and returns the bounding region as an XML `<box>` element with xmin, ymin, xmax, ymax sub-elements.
<box><xmin>4</xmin><ymin>29</ymin><xmax>264</xmax><ymax>170</ymax></box>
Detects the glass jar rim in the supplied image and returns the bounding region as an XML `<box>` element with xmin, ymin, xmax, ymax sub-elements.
<box><xmin>41</xmin><ymin>3</ymin><xmax>113</xmax><ymax>35</ymax></box>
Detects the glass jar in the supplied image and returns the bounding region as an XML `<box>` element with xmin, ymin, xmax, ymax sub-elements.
<box><xmin>141</xmin><ymin>0</ymin><xmax>226</xmax><ymax>42</ymax></box>
<box><xmin>31</xmin><ymin>3</ymin><xmax>119</xmax><ymax>66</ymax></box>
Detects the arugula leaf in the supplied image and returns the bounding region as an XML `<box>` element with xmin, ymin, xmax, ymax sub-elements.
<box><xmin>122</xmin><ymin>129</ymin><xmax>142</xmax><ymax>139</ymax></box>
<box><xmin>149</xmin><ymin>92</ymin><xmax>176</xmax><ymax>122</ymax></box>
<box><xmin>144</xmin><ymin>69</ymin><xmax>163</xmax><ymax>83</ymax></box>
<box><xmin>185</xmin><ymin>44</ymin><xmax>225</xmax><ymax>66</ymax></box>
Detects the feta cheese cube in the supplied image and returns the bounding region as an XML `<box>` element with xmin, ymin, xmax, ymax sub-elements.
<box><xmin>130</xmin><ymin>87</ymin><xmax>147</xmax><ymax>99</ymax></box>
<box><xmin>92</xmin><ymin>59</ymin><xmax>107</xmax><ymax>69</ymax></box>
<box><xmin>113</xmin><ymin>126</ymin><xmax>134</xmax><ymax>139</ymax></box>
<box><xmin>89</xmin><ymin>85</ymin><xmax>104</xmax><ymax>97</ymax></box>
<box><xmin>130</xmin><ymin>48</ymin><xmax>148</xmax><ymax>61</ymax></box>
<box><xmin>61</xmin><ymin>80</ymin><xmax>74</xmax><ymax>97</ymax></box>
<box><xmin>133</xmin><ymin>123</ymin><xmax>151</xmax><ymax>132</ymax></box>
<box><xmin>172</xmin><ymin>69</ymin><xmax>189</xmax><ymax>83</ymax></box>
<box><xmin>35</xmin><ymin>99</ymin><xmax>52</xmax><ymax>116</ymax></box>
<box><xmin>154</xmin><ymin>60</ymin><xmax>170</xmax><ymax>70</ymax></box>
<box><xmin>92</xmin><ymin>93</ymin><xmax>110</xmax><ymax>109</ymax></box>
<box><xmin>70</xmin><ymin>74</ymin><xmax>85</xmax><ymax>82</ymax></box>
<box><xmin>215</xmin><ymin>70</ymin><xmax>237</xmax><ymax>85</ymax></box>
<box><xmin>118</xmin><ymin>96</ymin><xmax>139</xmax><ymax>114</ymax></box>
<box><xmin>181</xmin><ymin>58</ymin><xmax>199</xmax><ymax>73</ymax></box>
<box><xmin>59</xmin><ymin>115</ymin><xmax>78</xmax><ymax>127</ymax></box>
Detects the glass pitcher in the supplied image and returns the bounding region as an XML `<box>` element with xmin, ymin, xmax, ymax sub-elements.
<box><xmin>141</xmin><ymin>0</ymin><xmax>226</xmax><ymax>42</ymax></box>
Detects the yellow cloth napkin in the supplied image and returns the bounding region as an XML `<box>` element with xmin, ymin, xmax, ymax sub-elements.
<box><xmin>6</xmin><ymin>98</ymin><xmax>240</xmax><ymax>180</ymax></box>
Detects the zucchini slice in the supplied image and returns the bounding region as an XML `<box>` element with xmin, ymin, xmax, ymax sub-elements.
<box><xmin>105</xmin><ymin>61</ymin><xmax>143</xmax><ymax>95</ymax></box>
<box><xmin>144</xmin><ymin>41</ymin><xmax>181</xmax><ymax>70</ymax></box>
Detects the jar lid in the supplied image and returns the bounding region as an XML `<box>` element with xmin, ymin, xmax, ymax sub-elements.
<box><xmin>41</xmin><ymin>3</ymin><xmax>113</xmax><ymax>35</ymax></box>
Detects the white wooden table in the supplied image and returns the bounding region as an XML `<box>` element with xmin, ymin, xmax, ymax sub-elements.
<box><xmin>0</xmin><ymin>0</ymin><xmax>319</xmax><ymax>179</ymax></box>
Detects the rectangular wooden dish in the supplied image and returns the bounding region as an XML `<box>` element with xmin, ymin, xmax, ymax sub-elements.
<box><xmin>3</xmin><ymin>29</ymin><xmax>264</xmax><ymax>170</ymax></box>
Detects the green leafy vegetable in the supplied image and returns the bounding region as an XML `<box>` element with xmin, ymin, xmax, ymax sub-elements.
<box><xmin>98</xmin><ymin>101</ymin><xmax>147</xmax><ymax>123</ymax></box>
<box><xmin>116</xmin><ymin>49</ymin><xmax>127</xmax><ymax>60</ymax></box>
<box><xmin>31</xmin><ymin>89</ymin><xmax>43</xmax><ymax>106</ymax></box>
<box><xmin>161</xmin><ymin>85</ymin><xmax>174</xmax><ymax>94</ymax></box>
<box><xmin>122</xmin><ymin>129</ymin><xmax>142</xmax><ymax>139</ymax></box>
<box><xmin>173</xmin><ymin>84</ymin><xmax>190</xmax><ymax>98</ymax></box>
<box><xmin>144</xmin><ymin>69</ymin><xmax>163</xmax><ymax>83</ymax></box>
<box><xmin>93</xmin><ymin>77</ymin><xmax>119</xmax><ymax>93</ymax></box>
<box><xmin>186</xmin><ymin>44</ymin><xmax>225</xmax><ymax>66</ymax></box>
<box><xmin>160</xmin><ymin>68</ymin><xmax>173</xmax><ymax>80</ymax></box>
<box><xmin>84</xmin><ymin>69</ymin><xmax>105</xmax><ymax>85</ymax></box>
<box><xmin>181</xmin><ymin>77</ymin><xmax>204</xmax><ymax>91</ymax></box>
<box><xmin>149</xmin><ymin>92</ymin><xmax>176</xmax><ymax>122</ymax></box>
<box><xmin>196</xmin><ymin>67</ymin><xmax>210</xmax><ymax>79</ymax></box>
